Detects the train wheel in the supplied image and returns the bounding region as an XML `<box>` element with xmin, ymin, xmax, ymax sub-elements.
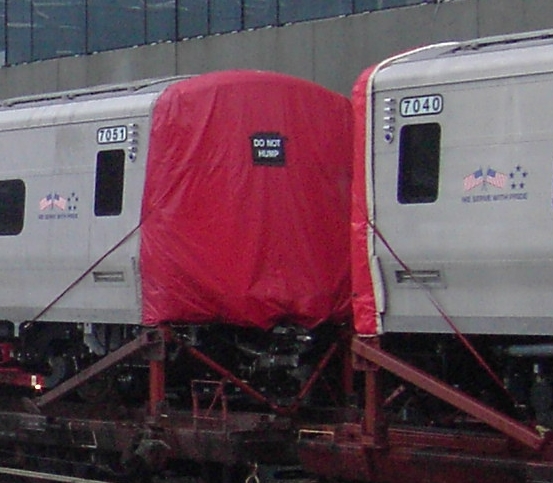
<box><xmin>43</xmin><ymin>351</ymin><xmax>73</xmax><ymax>389</ymax></box>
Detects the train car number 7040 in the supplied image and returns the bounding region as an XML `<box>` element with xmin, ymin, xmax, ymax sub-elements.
<box><xmin>400</xmin><ymin>94</ymin><xmax>443</xmax><ymax>117</ymax></box>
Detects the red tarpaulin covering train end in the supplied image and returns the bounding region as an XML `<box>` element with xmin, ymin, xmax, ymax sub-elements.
<box><xmin>140</xmin><ymin>70</ymin><xmax>353</xmax><ymax>329</ymax></box>
<box><xmin>351</xmin><ymin>67</ymin><xmax>380</xmax><ymax>335</ymax></box>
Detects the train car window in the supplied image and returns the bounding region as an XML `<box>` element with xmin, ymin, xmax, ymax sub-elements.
<box><xmin>0</xmin><ymin>179</ymin><xmax>25</xmax><ymax>236</ymax></box>
<box><xmin>94</xmin><ymin>150</ymin><xmax>125</xmax><ymax>217</ymax></box>
<box><xmin>397</xmin><ymin>123</ymin><xmax>441</xmax><ymax>204</ymax></box>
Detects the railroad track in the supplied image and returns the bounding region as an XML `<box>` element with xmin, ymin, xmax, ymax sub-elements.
<box><xmin>0</xmin><ymin>464</ymin><xmax>319</xmax><ymax>483</ymax></box>
<box><xmin>0</xmin><ymin>467</ymin><xmax>199</xmax><ymax>483</ymax></box>
<box><xmin>0</xmin><ymin>465</ymin><xmax>111</xmax><ymax>482</ymax></box>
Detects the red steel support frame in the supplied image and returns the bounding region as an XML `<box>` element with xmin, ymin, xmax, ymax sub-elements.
<box><xmin>297</xmin><ymin>336</ymin><xmax>553</xmax><ymax>483</ymax></box>
<box><xmin>30</xmin><ymin>330</ymin><xmax>165</xmax><ymax>414</ymax></box>
<box><xmin>149</xmin><ymin>359</ymin><xmax>166</xmax><ymax>418</ymax></box>
<box><xmin>184</xmin><ymin>338</ymin><xmax>342</xmax><ymax>416</ymax></box>
<box><xmin>352</xmin><ymin>336</ymin><xmax>548</xmax><ymax>451</ymax></box>
<box><xmin>148</xmin><ymin>326</ymin><xmax>169</xmax><ymax>418</ymax></box>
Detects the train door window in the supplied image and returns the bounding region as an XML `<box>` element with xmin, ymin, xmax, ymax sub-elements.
<box><xmin>397</xmin><ymin>123</ymin><xmax>441</xmax><ymax>204</ymax></box>
<box><xmin>0</xmin><ymin>179</ymin><xmax>25</xmax><ymax>236</ymax></box>
<box><xmin>94</xmin><ymin>149</ymin><xmax>125</xmax><ymax>216</ymax></box>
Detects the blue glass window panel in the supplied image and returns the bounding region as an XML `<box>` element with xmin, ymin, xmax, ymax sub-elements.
<box><xmin>0</xmin><ymin>0</ymin><xmax>6</xmax><ymax>65</ymax></box>
<box><xmin>279</xmin><ymin>0</ymin><xmax>352</xmax><ymax>24</ymax></box>
<box><xmin>7</xmin><ymin>0</ymin><xmax>31</xmax><ymax>65</ymax></box>
<box><xmin>33</xmin><ymin>1</ymin><xmax>86</xmax><ymax>61</ymax></box>
<box><xmin>147</xmin><ymin>0</ymin><xmax>176</xmax><ymax>43</ymax></box>
<box><xmin>354</xmin><ymin>0</ymin><xmax>421</xmax><ymax>12</ymax></box>
<box><xmin>178</xmin><ymin>0</ymin><xmax>208</xmax><ymax>38</ymax></box>
<box><xmin>209</xmin><ymin>0</ymin><xmax>241</xmax><ymax>34</ymax></box>
<box><xmin>244</xmin><ymin>0</ymin><xmax>278</xmax><ymax>29</ymax></box>
<box><xmin>87</xmin><ymin>0</ymin><xmax>145</xmax><ymax>53</ymax></box>
<box><xmin>354</xmin><ymin>0</ymin><xmax>379</xmax><ymax>11</ymax></box>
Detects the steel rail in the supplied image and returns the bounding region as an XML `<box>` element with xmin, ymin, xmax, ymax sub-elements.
<box><xmin>0</xmin><ymin>465</ymin><xmax>110</xmax><ymax>483</ymax></box>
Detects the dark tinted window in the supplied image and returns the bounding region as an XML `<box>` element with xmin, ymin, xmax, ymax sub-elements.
<box><xmin>0</xmin><ymin>0</ymin><xmax>6</xmax><ymax>65</ymax></box>
<box><xmin>147</xmin><ymin>0</ymin><xmax>177</xmax><ymax>43</ymax></box>
<box><xmin>244</xmin><ymin>0</ymin><xmax>278</xmax><ymax>28</ymax></box>
<box><xmin>279</xmin><ymin>0</ymin><xmax>351</xmax><ymax>23</ymax></box>
<box><xmin>32</xmin><ymin>1</ymin><xmax>86</xmax><ymax>60</ymax></box>
<box><xmin>354</xmin><ymin>0</ymin><xmax>422</xmax><ymax>12</ymax></box>
<box><xmin>6</xmin><ymin>0</ymin><xmax>31</xmax><ymax>65</ymax></box>
<box><xmin>88</xmin><ymin>0</ymin><xmax>144</xmax><ymax>52</ymax></box>
<box><xmin>210</xmin><ymin>0</ymin><xmax>242</xmax><ymax>33</ymax></box>
<box><xmin>178</xmin><ymin>0</ymin><xmax>208</xmax><ymax>38</ymax></box>
<box><xmin>2</xmin><ymin>1</ymin><xmax>433</xmax><ymax>64</ymax></box>
<box><xmin>95</xmin><ymin>150</ymin><xmax>125</xmax><ymax>217</ymax></box>
<box><xmin>0</xmin><ymin>179</ymin><xmax>25</xmax><ymax>235</ymax></box>
<box><xmin>397</xmin><ymin>123</ymin><xmax>440</xmax><ymax>204</ymax></box>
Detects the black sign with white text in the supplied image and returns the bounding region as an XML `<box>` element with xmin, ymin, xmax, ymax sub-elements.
<box><xmin>250</xmin><ymin>133</ymin><xmax>286</xmax><ymax>166</ymax></box>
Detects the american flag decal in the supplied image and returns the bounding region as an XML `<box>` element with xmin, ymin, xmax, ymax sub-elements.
<box><xmin>53</xmin><ymin>194</ymin><xmax>67</xmax><ymax>210</ymax></box>
<box><xmin>464</xmin><ymin>167</ymin><xmax>508</xmax><ymax>191</ymax></box>
<box><xmin>39</xmin><ymin>194</ymin><xmax>53</xmax><ymax>210</ymax></box>
<box><xmin>40</xmin><ymin>193</ymin><xmax>67</xmax><ymax>211</ymax></box>
<box><xmin>463</xmin><ymin>168</ymin><xmax>484</xmax><ymax>191</ymax></box>
<box><xmin>486</xmin><ymin>168</ymin><xmax>507</xmax><ymax>189</ymax></box>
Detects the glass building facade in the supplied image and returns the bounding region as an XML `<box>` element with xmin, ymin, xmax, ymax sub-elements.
<box><xmin>0</xmin><ymin>0</ymin><xmax>425</xmax><ymax>66</ymax></box>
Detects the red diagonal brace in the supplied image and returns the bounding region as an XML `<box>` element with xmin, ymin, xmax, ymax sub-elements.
<box><xmin>185</xmin><ymin>345</ymin><xmax>289</xmax><ymax>415</ymax></box>
<box><xmin>352</xmin><ymin>336</ymin><xmax>546</xmax><ymax>451</ymax></box>
<box><xmin>32</xmin><ymin>330</ymin><xmax>164</xmax><ymax>410</ymax></box>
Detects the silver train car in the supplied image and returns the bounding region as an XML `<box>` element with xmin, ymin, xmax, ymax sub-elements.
<box><xmin>0</xmin><ymin>70</ymin><xmax>353</xmax><ymax>400</ymax></box>
<box><xmin>353</xmin><ymin>30</ymin><xmax>553</xmax><ymax>424</ymax></box>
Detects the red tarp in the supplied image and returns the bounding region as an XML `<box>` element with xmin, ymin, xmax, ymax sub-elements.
<box><xmin>140</xmin><ymin>70</ymin><xmax>352</xmax><ymax>329</ymax></box>
<box><xmin>351</xmin><ymin>67</ymin><xmax>379</xmax><ymax>335</ymax></box>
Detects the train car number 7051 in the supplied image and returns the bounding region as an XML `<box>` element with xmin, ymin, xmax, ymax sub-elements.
<box><xmin>97</xmin><ymin>125</ymin><xmax>128</xmax><ymax>144</ymax></box>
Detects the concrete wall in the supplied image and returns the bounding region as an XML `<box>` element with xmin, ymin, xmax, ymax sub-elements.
<box><xmin>2</xmin><ymin>0</ymin><xmax>553</xmax><ymax>99</ymax></box>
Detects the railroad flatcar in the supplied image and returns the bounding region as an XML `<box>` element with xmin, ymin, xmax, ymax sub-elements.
<box><xmin>0</xmin><ymin>70</ymin><xmax>353</xmax><ymax>404</ymax></box>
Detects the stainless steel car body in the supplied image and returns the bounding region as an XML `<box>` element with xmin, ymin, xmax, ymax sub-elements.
<box><xmin>368</xmin><ymin>31</ymin><xmax>553</xmax><ymax>335</ymax></box>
